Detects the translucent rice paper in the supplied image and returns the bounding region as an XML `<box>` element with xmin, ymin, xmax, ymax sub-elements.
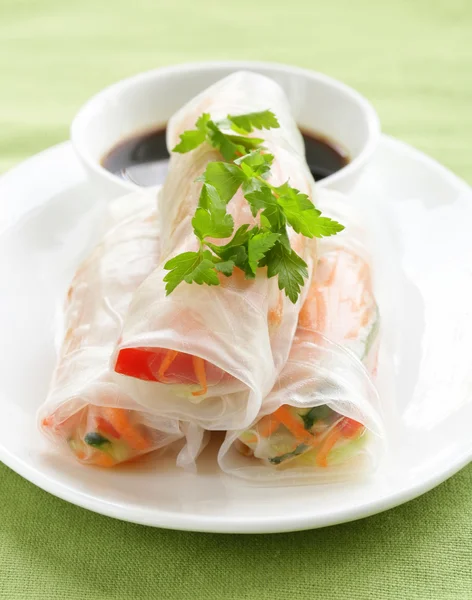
<box><xmin>113</xmin><ymin>72</ymin><xmax>317</xmax><ymax>430</ymax></box>
<box><xmin>38</xmin><ymin>193</ymin><xmax>184</xmax><ymax>467</ymax></box>
<box><xmin>219</xmin><ymin>191</ymin><xmax>384</xmax><ymax>483</ymax></box>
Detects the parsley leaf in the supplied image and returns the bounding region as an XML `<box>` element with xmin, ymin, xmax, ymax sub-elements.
<box><xmin>172</xmin><ymin>113</ymin><xmax>211</xmax><ymax>154</ymax></box>
<box><xmin>208</xmin><ymin>224</ymin><xmax>267</xmax><ymax>276</ymax></box>
<box><xmin>192</xmin><ymin>207</ymin><xmax>234</xmax><ymax>240</ymax></box>
<box><xmin>196</xmin><ymin>113</ymin><xmax>211</xmax><ymax>132</ymax></box>
<box><xmin>225</xmin><ymin>134</ymin><xmax>265</xmax><ymax>153</ymax></box>
<box><xmin>165</xmin><ymin>108</ymin><xmax>344</xmax><ymax>303</ymax></box>
<box><xmin>207</xmin><ymin>224</ymin><xmax>251</xmax><ymax>254</ymax></box>
<box><xmin>173</xmin><ymin>129</ymin><xmax>206</xmax><ymax>154</ymax></box>
<box><xmin>222</xmin><ymin>245</ymin><xmax>248</xmax><ymax>271</ymax></box>
<box><xmin>309</xmin><ymin>215</ymin><xmax>345</xmax><ymax>237</ymax></box>
<box><xmin>275</xmin><ymin>183</ymin><xmax>344</xmax><ymax>237</ymax></box>
<box><xmin>163</xmin><ymin>251</ymin><xmax>219</xmax><ymax>294</ymax></box>
<box><xmin>275</xmin><ymin>185</ymin><xmax>321</xmax><ymax>238</ymax></box>
<box><xmin>235</xmin><ymin>150</ymin><xmax>274</xmax><ymax>178</ymax></box>
<box><xmin>261</xmin><ymin>241</ymin><xmax>309</xmax><ymax>303</ymax></box>
<box><xmin>227</xmin><ymin>110</ymin><xmax>280</xmax><ymax>134</ymax></box>
<box><xmin>198</xmin><ymin>162</ymin><xmax>247</xmax><ymax>204</ymax></box>
<box><xmin>214</xmin><ymin>259</ymin><xmax>235</xmax><ymax>276</ymax></box>
<box><xmin>205</xmin><ymin>121</ymin><xmax>246</xmax><ymax>161</ymax></box>
<box><xmin>198</xmin><ymin>183</ymin><xmax>225</xmax><ymax>211</ymax></box>
<box><xmin>247</xmin><ymin>231</ymin><xmax>280</xmax><ymax>274</ymax></box>
<box><xmin>244</xmin><ymin>182</ymin><xmax>286</xmax><ymax>230</ymax></box>
<box><xmin>207</xmin><ymin>225</ymin><xmax>251</xmax><ymax>271</ymax></box>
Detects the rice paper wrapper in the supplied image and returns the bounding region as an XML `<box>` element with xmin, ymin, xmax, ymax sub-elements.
<box><xmin>218</xmin><ymin>191</ymin><xmax>385</xmax><ymax>483</ymax></box>
<box><xmin>113</xmin><ymin>72</ymin><xmax>318</xmax><ymax>430</ymax></box>
<box><xmin>38</xmin><ymin>192</ymin><xmax>185</xmax><ymax>467</ymax></box>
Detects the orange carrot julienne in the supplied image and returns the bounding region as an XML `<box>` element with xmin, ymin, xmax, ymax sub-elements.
<box><xmin>268</xmin><ymin>293</ymin><xmax>284</xmax><ymax>328</ymax></box>
<box><xmin>96</xmin><ymin>416</ymin><xmax>121</xmax><ymax>440</ymax></box>
<box><xmin>243</xmin><ymin>433</ymin><xmax>258</xmax><ymax>445</ymax></box>
<box><xmin>91</xmin><ymin>452</ymin><xmax>116</xmax><ymax>468</ymax></box>
<box><xmin>323</xmin><ymin>256</ymin><xmax>339</xmax><ymax>287</ymax></box>
<box><xmin>298</xmin><ymin>283</ymin><xmax>326</xmax><ymax>331</ymax></box>
<box><xmin>191</xmin><ymin>356</ymin><xmax>208</xmax><ymax>397</ymax></box>
<box><xmin>157</xmin><ymin>349</ymin><xmax>179</xmax><ymax>382</ymax></box>
<box><xmin>42</xmin><ymin>416</ymin><xmax>54</xmax><ymax>428</ymax></box>
<box><xmin>101</xmin><ymin>407</ymin><xmax>149</xmax><ymax>451</ymax></box>
<box><xmin>313</xmin><ymin>288</ymin><xmax>327</xmax><ymax>331</ymax></box>
<box><xmin>315</xmin><ymin>421</ymin><xmax>345</xmax><ymax>467</ymax></box>
<box><xmin>257</xmin><ymin>415</ymin><xmax>280</xmax><ymax>438</ymax></box>
<box><xmin>340</xmin><ymin>418</ymin><xmax>364</xmax><ymax>439</ymax></box>
<box><xmin>272</xmin><ymin>406</ymin><xmax>316</xmax><ymax>445</ymax></box>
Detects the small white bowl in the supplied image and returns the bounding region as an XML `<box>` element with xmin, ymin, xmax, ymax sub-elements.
<box><xmin>71</xmin><ymin>61</ymin><xmax>380</xmax><ymax>198</ymax></box>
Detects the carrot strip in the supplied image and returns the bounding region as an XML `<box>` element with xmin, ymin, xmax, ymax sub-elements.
<box><xmin>101</xmin><ymin>407</ymin><xmax>149</xmax><ymax>451</ymax></box>
<box><xmin>268</xmin><ymin>293</ymin><xmax>284</xmax><ymax>328</ymax></box>
<box><xmin>315</xmin><ymin>422</ymin><xmax>345</xmax><ymax>467</ymax></box>
<box><xmin>42</xmin><ymin>416</ymin><xmax>54</xmax><ymax>428</ymax></box>
<box><xmin>96</xmin><ymin>416</ymin><xmax>121</xmax><ymax>439</ymax></box>
<box><xmin>91</xmin><ymin>453</ymin><xmax>116</xmax><ymax>468</ymax></box>
<box><xmin>191</xmin><ymin>356</ymin><xmax>208</xmax><ymax>397</ymax></box>
<box><xmin>157</xmin><ymin>349</ymin><xmax>179</xmax><ymax>382</ymax></box>
<box><xmin>323</xmin><ymin>256</ymin><xmax>339</xmax><ymax>287</ymax></box>
<box><xmin>243</xmin><ymin>434</ymin><xmax>258</xmax><ymax>445</ymax></box>
<box><xmin>272</xmin><ymin>406</ymin><xmax>316</xmax><ymax>445</ymax></box>
<box><xmin>257</xmin><ymin>415</ymin><xmax>280</xmax><ymax>438</ymax></box>
<box><xmin>340</xmin><ymin>418</ymin><xmax>364</xmax><ymax>439</ymax></box>
<box><xmin>298</xmin><ymin>283</ymin><xmax>327</xmax><ymax>331</ymax></box>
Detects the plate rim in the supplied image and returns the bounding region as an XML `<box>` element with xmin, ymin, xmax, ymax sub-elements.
<box><xmin>0</xmin><ymin>136</ymin><xmax>471</xmax><ymax>534</ymax></box>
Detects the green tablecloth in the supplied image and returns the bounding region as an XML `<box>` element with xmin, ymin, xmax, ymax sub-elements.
<box><xmin>1</xmin><ymin>1</ymin><xmax>471</xmax><ymax>598</ymax></box>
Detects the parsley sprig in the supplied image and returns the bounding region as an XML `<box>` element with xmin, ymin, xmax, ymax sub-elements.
<box><xmin>164</xmin><ymin>110</ymin><xmax>344</xmax><ymax>303</ymax></box>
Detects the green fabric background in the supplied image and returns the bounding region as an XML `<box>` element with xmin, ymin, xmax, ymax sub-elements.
<box><xmin>1</xmin><ymin>1</ymin><xmax>472</xmax><ymax>598</ymax></box>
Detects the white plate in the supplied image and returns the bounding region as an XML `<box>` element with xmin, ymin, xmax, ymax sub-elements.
<box><xmin>0</xmin><ymin>138</ymin><xmax>471</xmax><ymax>534</ymax></box>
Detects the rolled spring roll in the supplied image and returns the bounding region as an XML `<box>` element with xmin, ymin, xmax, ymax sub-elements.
<box><xmin>219</xmin><ymin>193</ymin><xmax>383</xmax><ymax>481</ymax></box>
<box><xmin>113</xmin><ymin>72</ymin><xmax>317</xmax><ymax>430</ymax></box>
<box><xmin>38</xmin><ymin>194</ymin><xmax>184</xmax><ymax>467</ymax></box>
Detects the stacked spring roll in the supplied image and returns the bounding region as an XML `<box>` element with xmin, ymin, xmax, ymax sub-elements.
<box><xmin>40</xmin><ymin>72</ymin><xmax>384</xmax><ymax>483</ymax></box>
<box><xmin>219</xmin><ymin>193</ymin><xmax>383</xmax><ymax>481</ymax></box>
<box><xmin>38</xmin><ymin>195</ymin><xmax>185</xmax><ymax>467</ymax></box>
<box><xmin>112</xmin><ymin>72</ymin><xmax>318</xmax><ymax>430</ymax></box>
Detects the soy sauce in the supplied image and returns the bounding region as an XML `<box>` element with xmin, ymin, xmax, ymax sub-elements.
<box><xmin>102</xmin><ymin>126</ymin><xmax>349</xmax><ymax>187</ymax></box>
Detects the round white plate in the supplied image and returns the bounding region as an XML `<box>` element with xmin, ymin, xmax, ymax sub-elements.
<box><xmin>0</xmin><ymin>138</ymin><xmax>471</xmax><ymax>533</ymax></box>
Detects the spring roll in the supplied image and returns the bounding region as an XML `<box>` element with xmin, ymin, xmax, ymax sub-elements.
<box><xmin>38</xmin><ymin>194</ymin><xmax>184</xmax><ymax>467</ymax></box>
<box><xmin>113</xmin><ymin>72</ymin><xmax>317</xmax><ymax>430</ymax></box>
<box><xmin>219</xmin><ymin>192</ymin><xmax>383</xmax><ymax>481</ymax></box>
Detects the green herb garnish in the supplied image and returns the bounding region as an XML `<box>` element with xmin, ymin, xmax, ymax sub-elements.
<box><xmin>300</xmin><ymin>405</ymin><xmax>333</xmax><ymax>431</ymax></box>
<box><xmin>84</xmin><ymin>432</ymin><xmax>110</xmax><ymax>449</ymax></box>
<box><xmin>164</xmin><ymin>110</ymin><xmax>344</xmax><ymax>303</ymax></box>
<box><xmin>268</xmin><ymin>443</ymin><xmax>309</xmax><ymax>465</ymax></box>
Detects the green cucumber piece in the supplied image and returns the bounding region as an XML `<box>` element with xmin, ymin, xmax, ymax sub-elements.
<box><xmin>362</xmin><ymin>304</ymin><xmax>380</xmax><ymax>362</ymax></box>
<box><xmin>328</xmin><ymin>431</ymin><xmax>367</xmax><ymax>465</ymax></box>
<box><xmin>269</xmin><ymin>443</ymin><xmax>309</xmax><ymax>465</ymax></box>
<box><xmin>84</xmin><ymin>432</ymin><xmax>110</xmax><ymax>448</ymax></box>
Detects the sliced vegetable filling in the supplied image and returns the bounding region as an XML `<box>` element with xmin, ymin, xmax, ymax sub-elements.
<box><xmin>238</xmin><ymin>404</ymin><xmax>365</xmax><ymax>469</ymax></box>
<box><xmin>114</xmin><ymin>347</ymin><xmax>227</xmax><ymax>396</ymax></box>
<box><xmin>43</xmin><ymin>406</ymin><xmax>153</xmax><ymax>468</ymax></box>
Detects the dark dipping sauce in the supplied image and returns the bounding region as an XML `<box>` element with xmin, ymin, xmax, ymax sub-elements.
<box><xmin>102</xmin><ymin>126</ymin><xmax>349</xmax><ymax>187</ymax></box>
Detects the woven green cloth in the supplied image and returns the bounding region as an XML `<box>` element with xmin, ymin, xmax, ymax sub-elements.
<box><xmin>1</xmin><ymin>1</ymin><xmax>471</xmax><ymax>598</ymax></box>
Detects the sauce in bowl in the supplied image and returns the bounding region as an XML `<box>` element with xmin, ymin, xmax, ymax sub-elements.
<box><xmin>102</xmin><ymin>127</ymin><xmax>349</xmax><ymax>187</ymax></box>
